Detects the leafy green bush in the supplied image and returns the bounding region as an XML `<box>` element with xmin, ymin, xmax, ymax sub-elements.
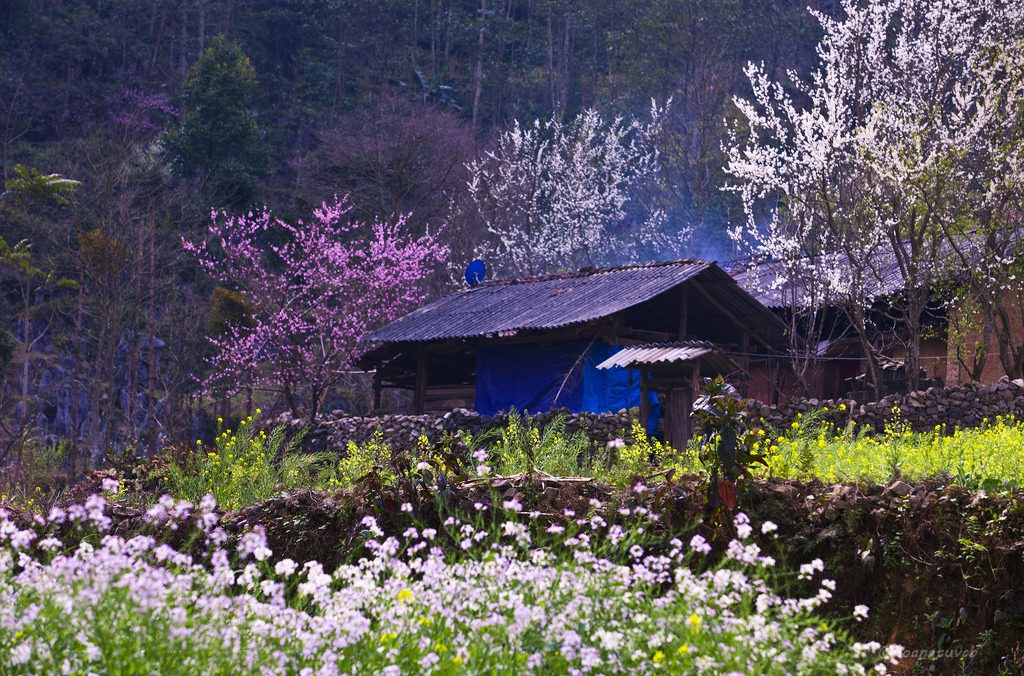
<box><xmin>164</xmin><ymin>413</ymin><xmax>319</xmax><ymax>510</ymax></box>
<box><xmin>336</xmin><ymin>429</ymin><xmax>395</xmax><ymax>487</ymax></box>
<box><xmin>489</xmin><ymin>410</ymin><xmax>590</xmax><ymax>476</ymax></box>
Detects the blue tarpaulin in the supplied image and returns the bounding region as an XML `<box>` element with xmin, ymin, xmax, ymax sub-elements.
<box><xmin>474</xmin><ymin>343</ymin><xmax>584</xmax><ymax>415</ymax></box>
<box><xmin>475</xmin><ymin>341</ymin><xmax>660</xmax><ymax>432</ymax></box>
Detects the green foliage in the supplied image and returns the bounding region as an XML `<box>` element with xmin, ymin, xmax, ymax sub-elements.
<box><xmin>488</xmin><ymin>411</ymin><xmax>591</xmax><ymax>477</ymax></box>
<box><xmin>602</xmin><ymin>418</ymin><xmax>699</xmax><ymax>485</ymax></box>
<box><xmin>164</xmin><ymin>413</ymin><xmax>316</xmax><ymax>511</ymax></box>
<box><xmin>206</xmin><ymin>286</ymin><xmax>255</xmax><ymax>336</ymax></box>
<box><xmin>3</xmin><ymin>165</ymin><xmax>79</xmax><ymax>204</ymax></box>
<box><xmin>690</xmin><ymin>377</ymin><xmax>765</xmax><ymax>513</ymax></box>
<box><xmin>337</xmin><ymin>430</ymin><xmax>394</xmax><ymax>487</ymax></box>
<box><xmin>0</xmin><ymin>326</ymin><xmax>15</xmax><ymax>370</ymax></box>
<box><xmin>692</xmin><ymin>377</ymin><xmax>763</xmax><ymax>481</ymax></box>
<box><xmin>163</xmin><ymin>35</ymin><xmax>267</xmax><ymax>207</ymax></box>
<box><xmin>0</xmin><ymin>439</ymin><xmax>72</xmax><ymax>512</ymax></box>
<box><xmin>762</xmin><ymin>410</ymin><xmax>1024</xmax><ymax>490</ymax></box>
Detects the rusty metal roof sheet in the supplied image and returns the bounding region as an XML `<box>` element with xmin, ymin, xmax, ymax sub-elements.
<box><xmin>363</xmin><ymin>260</ymin><xmax>716</xmax><ymax>343</ymax></box>
<box><xmin>596</xmin><ymin>341</ymin><xmax>739</xmax><ymax>374</ymax></box>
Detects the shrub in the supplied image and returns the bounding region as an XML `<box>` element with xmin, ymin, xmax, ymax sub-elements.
<box><xmin>761</xmin><ymin>412</ymin><xmax>1024</xmax><ymax>490</ymax></box>
<box><xmin>164</xmin><ymin>413</ymin><xmax>316</xmax><ymax>510</ymax></box>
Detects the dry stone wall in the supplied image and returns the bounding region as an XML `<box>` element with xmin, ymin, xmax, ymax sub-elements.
<box><xmin>751</xmin><ymin>377</ymin><xmax>1024</xmax><ymax>433</ymax></box>
<box><xmin>277</xmin><ymin>407</ymin><xmax>637</xmax><ymax>453</ymax></box>
<box><xmin>280</xmin><ymin>378</ymin><xmax>1024</xmax><ymax>452</ymax></box>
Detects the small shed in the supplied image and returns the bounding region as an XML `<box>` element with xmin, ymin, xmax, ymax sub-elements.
<box><xmin>595</xmin><ymin>341</ymin><xmax>740</xmax><ymax>449</ymax></box>
<box><xmin>359</xmin><ymin>259</ymin><xmax>786</xmax><ymax>447</ymax></box>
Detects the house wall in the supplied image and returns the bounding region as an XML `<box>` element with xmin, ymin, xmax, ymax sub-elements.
<box><xmin>745</xmin><ymin>360</ymin><xmax>783</xmax><ymax>403</ymax></box>
<box><xmin>887</xmin><ymin>338</ymin><xmax>949</xmax><ymax>385</ymax></box>
<box><xmin>945</xmin><ymin>298</ymin><xmax>1024</xmax><ymax>386</ymax></box>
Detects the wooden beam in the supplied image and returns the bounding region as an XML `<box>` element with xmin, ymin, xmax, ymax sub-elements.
<box><xmin>373</xmin><ymin>369</ymin><xmax>382</xmax><ymax>410</ymax></box>
<box><xmin>679</xmin><ymin>287</ymin><xmax>688</xmax><ymax>340</ymax></box>
<box><xmin>689</xmin><ymin>280</ymin><xmax>774</xmax><ymax>350</ymax></box>
<box><xmin>639</xmin><ymin>370</ymin><xmax>650</xmax><ymax>431</ymax></box>
<box><xmin>413</xmin><ymin>346</ymin><xmax>427</xmax><ymax>414</ymax></box>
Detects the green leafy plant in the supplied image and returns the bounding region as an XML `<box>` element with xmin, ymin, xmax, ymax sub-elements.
<box><xmin>164</xmin><ymin>413</ymin><xmax>312</xmax><ymax>510</ymax></box>
<box><xmin>490</xmin><ymin>411</ymin><xmax>590</xmax><ymax>477</ymax></box>
<box><xmin>692</xmin><ymin>376</ymin><xmax>765</xmax><ymax>512</ymax></box>
<box><xmin>762</xmin><ymin>413</ymin><xmax>1024</xmax><ymax>490</ymax></box>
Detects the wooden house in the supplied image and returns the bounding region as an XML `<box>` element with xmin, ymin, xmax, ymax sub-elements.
<box><xmin>359</xmin><ymin>260</ymin><xmax>787</xmax><ymax>449</ymax></box>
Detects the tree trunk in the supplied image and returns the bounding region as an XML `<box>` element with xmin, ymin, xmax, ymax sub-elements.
<box><xmin>847</xmin><ymin>302</ymin><xmax>882</xmax><ymax>399</ymax></box>
<box><xmin>471</xmin><ymin>0</ymin><xmax>486</xmax><ymax>131</ymax></box>
<box><xmin>903</xmin><ymin>287</ymin><xmax>928</xmax><ymax>392</ymax></box>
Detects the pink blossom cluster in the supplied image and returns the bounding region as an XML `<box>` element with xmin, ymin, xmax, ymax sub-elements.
<box><xmin>183</xmin><ymin>197</ymin><xmax>447</xmax><ymax>416</ymax></box>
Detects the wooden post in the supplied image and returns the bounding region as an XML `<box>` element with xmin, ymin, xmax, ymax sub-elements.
<box><xmin>414</xmin><ymin>346</ymin><xmax>427</xmax><ymax>414</ymax></box>
<box><xmin>373</xmin><ymin>369</ymin><xmax>383</xmax><ymax>411</ymax></box>
<box><xmin>639</xmin><ymin>370</ymin><xmax>650</xmax><ymax>431</ymax></box>
<box><xmin>692</xmin><ymin>358</ymin><xmax>702</xmax><ymax>401</ymax></box>
<box><xmin>667</xmin><ymin>386</ymin><xmax>692</xmax><ymax>451</ymax></box>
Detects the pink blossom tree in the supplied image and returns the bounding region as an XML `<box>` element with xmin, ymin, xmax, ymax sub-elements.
<box><xmin>184</xmin><ymin>198</ymin><xmax>447</xmax><ymax>422</ymax></box>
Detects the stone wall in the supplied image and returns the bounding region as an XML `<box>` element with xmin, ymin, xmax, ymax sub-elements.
<box><xmin>277</xmin><ymin>407</ymin><xmax>637</xmax><ymax>453</ymax></box>
<box><xmin>280</xmin><ymin>378</ymin><xmax>1024</xmax><ymax>452</ymax></box>
<box><xmin>751</xmin><ymin>377</ymin><xmax>1024</xmax><ymax>433</ymax></box>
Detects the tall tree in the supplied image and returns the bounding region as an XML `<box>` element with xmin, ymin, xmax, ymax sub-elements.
<box><xmin>463</xmin><ymin>103</ymin><xmax>679</xmax><ymax>277</ymax></box>
<box><xmin>726</xmin><ymin>0</ymin><xmax>1024</xmax><ymax>394</ymax></box>
<box><xmin>163</xmin><ymin>35</ymin><xmax>267</xmax><ymax>209</ymax></box>
<box><xmin>0</xmin><ymin>166</ymin><xmax>79</xmax><ymax>462</ymax></box>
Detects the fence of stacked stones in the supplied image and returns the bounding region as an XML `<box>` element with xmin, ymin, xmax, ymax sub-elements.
<box><xmin>279</xmin><ymin>378</ymin><xmax>1024</xmax><ymax>452</ymax></box>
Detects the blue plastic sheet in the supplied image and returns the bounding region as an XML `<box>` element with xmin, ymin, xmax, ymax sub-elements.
<box><xmin>475</xmin><ymin>341</ymin><xmax>661</xmax><ymax>434</ymax></box>
<box><xmin>474</xmin><ymin>342</ymin><xmax>584</xmax><ymax>415</ymax></box>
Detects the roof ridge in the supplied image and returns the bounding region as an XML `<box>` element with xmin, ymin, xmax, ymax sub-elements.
<box><xmin>476</xmin><ymin>258</ymin><xmax>714</xmax><ymax>287</ymax></box>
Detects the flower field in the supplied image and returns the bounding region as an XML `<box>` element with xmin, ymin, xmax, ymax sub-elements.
<box><xmin>758</xmin><ymin>413</ymin><xmax>1024</xmax><ymax>489</ymax></box>
<box><xmin>4</xmin><ymin>409</ymin><xmax>1024</xmax><ymax>673</ymax></box>
<box><xmin>0</xmin><ymin>488</ymin><xmax>902</xmax><ymax>675</ymax></box>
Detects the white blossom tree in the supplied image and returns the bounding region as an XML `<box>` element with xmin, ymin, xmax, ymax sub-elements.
<box><xmin>464</xmin><ymin>102</ymin><xmax>684</xmax><ymax>277</ymax></box>
<box><xmin>726</xmin><ymin>0</ymin><xmax>1024</xmax><ymax>393</ymax></box>
<box><xmin>938</xmin><ymin>40</ymin><xmax>1024</xmax><ymax>379</ymax></box>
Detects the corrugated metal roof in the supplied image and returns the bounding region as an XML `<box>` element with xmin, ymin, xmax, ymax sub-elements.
<box><xmin>596</xmin><ymin>341</ymin><xmax>739</xmax><ymax>375</ymax></box>
<box><xmin>729</xmin><ymin>237</ymin><xmax>982</xmax><ymax>310</ymax></box>
<box><xmin>729</xmin><ymin>251</ymin><xmax>908</xmax><ymax>309</ymax></box>
<box><xmin>596</xmin><ymin>341</ymin><xmax>716</xmax><ymax>369</ymax></box>
<box><xmin>363</xmin><ymin>260</ymin><xmax>714</xmax><ymax>343</ymax></box>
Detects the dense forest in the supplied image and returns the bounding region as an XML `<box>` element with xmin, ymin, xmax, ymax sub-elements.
<box><xmin>0</xmin><ymin>1</ymin><xmax>836</xmax><ymax>461</ymax></box>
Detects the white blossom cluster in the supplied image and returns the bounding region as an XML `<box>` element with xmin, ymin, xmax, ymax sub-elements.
<box><xmin>726</xmin><ymin>0</ymin><xmax>1024</xmax><ymax>313</ymax></box>
<box><xmin>466</xmin><ymin>101</ymin><xmax>687</xmax><ymax>276</ymax></box>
